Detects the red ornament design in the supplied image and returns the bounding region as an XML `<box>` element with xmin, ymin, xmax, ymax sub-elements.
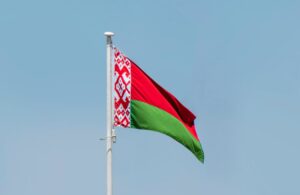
<box><xmin>114</xmin><ymin>47</ymin><xmax>131</xmax><ymax>127</ymax></box>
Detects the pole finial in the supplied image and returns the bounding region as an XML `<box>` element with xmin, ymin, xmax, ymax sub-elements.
<box><xmin>104</xmin><ymin>32</ymin><xmax>114</xmax><ymax>36</ymax></box>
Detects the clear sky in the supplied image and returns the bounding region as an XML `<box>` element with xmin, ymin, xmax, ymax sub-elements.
<box><xmin>1</xmin><ymin>0</ymin><xmax>300</xmax><ymax>194</ymax></box>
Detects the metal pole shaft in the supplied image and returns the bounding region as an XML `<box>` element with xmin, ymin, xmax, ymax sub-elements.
<box><xmin>104</xmin><ymin>32</ymin><xmax>114</xmax><ymax>195</ymax></box>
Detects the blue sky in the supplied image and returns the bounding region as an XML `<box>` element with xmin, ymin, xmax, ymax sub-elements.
<box><xmin>1</xmin><ymin>0</ymin><xmax>300</xmax><ymax>194</ymax></box>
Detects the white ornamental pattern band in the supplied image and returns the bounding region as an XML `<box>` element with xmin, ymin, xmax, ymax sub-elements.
<box><xmin>114</xmin><ymin>47</ymin><xmax>131</xmax><ymax>128</ymax></box>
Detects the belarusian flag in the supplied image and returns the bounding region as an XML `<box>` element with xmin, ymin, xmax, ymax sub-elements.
<box><xmin>113</xmin><ymin>47</ymin><xmax>204</xmax><ymax>162</ymax></box>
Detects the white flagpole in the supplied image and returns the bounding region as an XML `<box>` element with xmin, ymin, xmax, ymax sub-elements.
<box><xmin>104</xmin><ymin>31</ymin><xmax>114</xmax><ymax>195</ymax></box>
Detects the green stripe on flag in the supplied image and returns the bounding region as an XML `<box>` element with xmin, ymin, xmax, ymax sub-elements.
<box><xmin>130</xmin><ymin>100</ymin><xmax>204</xmax><ymax>162</ymax></box>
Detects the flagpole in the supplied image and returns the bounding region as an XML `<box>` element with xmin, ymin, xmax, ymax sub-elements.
<box><xmin>104</xmin><ymin>31</ymin><xmax>114</xmax><ymax>195</ymax></box>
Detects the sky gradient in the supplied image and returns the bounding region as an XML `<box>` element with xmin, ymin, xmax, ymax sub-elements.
<box><xmin>1</xmin><ymin>0</ymin><xmax>300</xmax><ymax>195</ymax></box>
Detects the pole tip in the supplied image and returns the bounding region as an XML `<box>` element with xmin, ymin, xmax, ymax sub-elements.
<box><xmin>104</xmin><ymin>32</ymin><xmax>114</xmax><ymax>36</ymax></box>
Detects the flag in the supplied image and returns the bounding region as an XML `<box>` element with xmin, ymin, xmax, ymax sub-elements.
<box><xmin>113</xmin><ymin>47</ymin><xmax>204</xmax><ymax>162</ymax></box>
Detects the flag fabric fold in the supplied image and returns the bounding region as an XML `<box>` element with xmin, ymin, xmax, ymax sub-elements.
<box><xmin>113</xmin><ymin>47</ymin><xmax>204</xmax><ymax>162</ymax></box>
